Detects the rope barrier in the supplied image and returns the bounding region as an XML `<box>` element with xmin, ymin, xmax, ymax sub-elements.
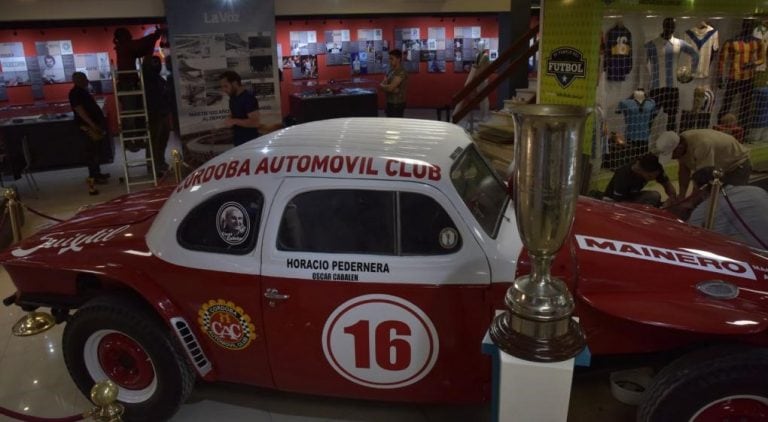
<box><xmin>156</xmin><ymin>168</ymin><xmax>174</xmax><ymax>185</ymax></box>
<box><xmin>0</xmin><ymin>407</ymin><xmax>84</xmax><ymax>422</ymax></box>
<box><xmin>720</xmin><ymin>189</ymin><xmax>768</xmax><ymax>249</ymax></box>
<box><xmin>19</xmin><ymin>203</ymin><xmax>64</xmax><ymax>223</ymax></box>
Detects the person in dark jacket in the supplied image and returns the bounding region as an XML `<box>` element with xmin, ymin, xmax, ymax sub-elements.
<box><xmin>69</xmin><ymin>72</ymin><xmax>109</xmax><ymax>195</ymax></box>
<box><xmin>604</xmin><ymin>153</ymin><xmax>677</xmax><ymax>206</ymax></box>
<box><xmin>142</xmin><ymin>55</ymin><xmax>172</xmax><ymax>175</ymax></box>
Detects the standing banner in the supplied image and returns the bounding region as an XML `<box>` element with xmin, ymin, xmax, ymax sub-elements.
<box><xmin>539</xmin><ymin>0</ymin><xmax>603</xmax><ymax>154</ymax></box>
<box><xmin>165</xmin><ymin>0</ymin><xmax>280</xmax><ymax>165</ymax></box>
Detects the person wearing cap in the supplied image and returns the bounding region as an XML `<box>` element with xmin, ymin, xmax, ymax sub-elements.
<box><xmin>603</xmin><ymin>153</ymin><xmax>677</xmax><ymax>206</ymax></box>
<box><xmin>655</xmin><ymin>129</ymin><xmax>751</xmax><ymax>196</ymax></box>
<box><xmin>684</xmin><ymin>167</ymin><xmax>768</xmax><ymax>248</ymax></box>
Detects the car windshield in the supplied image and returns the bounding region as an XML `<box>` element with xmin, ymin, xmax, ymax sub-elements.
<box><xmin>450</xmin><ymin>145</ymin><xmax>508</xmax><ymax>238</ymax></box>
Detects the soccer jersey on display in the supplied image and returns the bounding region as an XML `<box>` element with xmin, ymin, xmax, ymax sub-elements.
<box><xmin>644</xmin><ymin>36</ymin><xmax>699</xmax><ymax>89</ymax></box>
<box><xmin>684</xmin><ymin>24</ymin><xmax>719</xmax><ymax>78</ymax></box>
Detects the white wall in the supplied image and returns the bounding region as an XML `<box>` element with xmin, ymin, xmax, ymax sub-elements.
<box><xmin>0</xmin><ymin>0</ymin><xmax>512</xmax><ymax>21</ymax></box>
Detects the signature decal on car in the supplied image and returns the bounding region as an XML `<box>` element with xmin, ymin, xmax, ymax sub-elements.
<box><xmin>576</xmin><ymin>235</ymin><xmax>757</xmax><ymax>280</ymax></box>
<box><xmin>198</xmin><ymin>299</ymin><xmax>256</xmax><ymax>351</ymax></box>
<box><xmin>176</xmin><ymin>156</ymin><xmax>442</xmax><ymax>193</ymax></box>
<box><xmin>322</xmin><ymin>294</ymin><xmax>439</xmax><ymax>389</ymax></box>
<box><xmin>216</xmin><ymin>202</ymin><xmax>250</xmax><ymax>245</ymax></box>
<box><xmin>11</xmin><ymin>225</ymin><xmax>131</xmax><ymax>257</ymax></box>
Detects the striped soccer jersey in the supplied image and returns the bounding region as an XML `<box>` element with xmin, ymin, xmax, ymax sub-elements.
<box><xmin>684</xmin><ymin>25</ymin><xmax>719</xmax><ymax>78</ymax></box>
<box><xmin>644</xmin><ymin>36</ymin><xmax>699</xmax><ymax>89</ymax></box>
<box><xmin>719</xmin><ymin>37</ymin><xmax>764</xmax><ymax>81</ymax></box>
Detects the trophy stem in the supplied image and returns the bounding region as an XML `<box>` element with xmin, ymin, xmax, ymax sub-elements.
<box><xmin>490</xmin><ymin>104</ymin><xmax>589</xmax><ymax>362</ymax></box>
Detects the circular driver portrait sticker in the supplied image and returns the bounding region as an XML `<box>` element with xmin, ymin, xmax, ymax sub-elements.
<box><xmin>216</xmin><ymin>202</ymin><xmax>249</xmax><ymax>245</ymax></box>
<box><xmin>198</xmin><ymin>299</ymin><xmax>256</xmax><ymax>350</ymax></box>
<box><xmin>322</xmin><ymin>294</ymin><xmax>439</xmax><ymax>389</ymax></box>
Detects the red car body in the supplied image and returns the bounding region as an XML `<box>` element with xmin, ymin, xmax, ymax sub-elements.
<box><xmin>2</xmin><ymin>119</ymin><xmax>767</xmax><ymax>417</ymax></box>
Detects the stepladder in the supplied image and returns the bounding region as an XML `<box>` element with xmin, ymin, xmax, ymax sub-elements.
<box><xmin>112</xmin><ymin>68</ymin><xmax>158</xmax><ymax>193</ymax></box>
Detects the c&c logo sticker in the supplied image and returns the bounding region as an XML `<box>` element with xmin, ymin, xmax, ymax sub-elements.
<box><xmin>198</xmin><ymin>299</ymin><xmax>256</xmax><ymax>350</ymax></box>
<box><xmin>322</xmin><ymin>294</ymin><xmax>439</xmax><ymax>389</ymax></box>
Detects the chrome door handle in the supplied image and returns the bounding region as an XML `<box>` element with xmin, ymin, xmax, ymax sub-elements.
<box><xmin>264</xmin><ymin>288</ymin><xmax>290</xmax><ymax>301</ymax></box>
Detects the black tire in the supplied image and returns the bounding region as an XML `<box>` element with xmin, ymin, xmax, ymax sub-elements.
<box><xmin>638</xmin><ymin>346</ymin><xmax>768</xmax><ymax>422</ymax></box>
<box><xmin>62</xmin><ymin>296</ymin><xmax>195</xmax><ymax>421</ymax></box>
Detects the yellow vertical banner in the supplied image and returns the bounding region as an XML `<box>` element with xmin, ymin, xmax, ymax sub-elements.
<box><xmin>539</xmin><ymin>0</ymin><xmax>604</xmax><ymax>152</ymax></box>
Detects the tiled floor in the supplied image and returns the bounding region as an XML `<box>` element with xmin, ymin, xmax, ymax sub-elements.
<box><xmin>0</xmin><ymin>118</ymin><xmax>636</xmax><ymax>421</ymax></box>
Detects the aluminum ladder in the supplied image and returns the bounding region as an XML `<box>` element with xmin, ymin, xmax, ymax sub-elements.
<box><xmin>111</xmin><ymin>68</ymin><xmax>158</xmax><ymax>193</ymax></box>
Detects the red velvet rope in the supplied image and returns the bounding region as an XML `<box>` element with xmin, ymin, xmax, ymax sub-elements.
<box><xmin>0</xmin><ymin>407</ymin><xmax>84</xmax><ymax>422</ymax></box>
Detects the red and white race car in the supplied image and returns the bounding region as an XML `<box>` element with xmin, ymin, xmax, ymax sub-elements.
<box><xmin>2</xmin><ymin>118</ymin><xmax>768</xmax><ymax>421</ymax></box>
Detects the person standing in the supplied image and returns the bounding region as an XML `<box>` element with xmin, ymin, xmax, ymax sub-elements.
<box><xmin>220</xmin><ymin>70</ymin><xmax>262</xmax><ymax>147</ymax></box>
<box><xmin>142</xmin><ymin>55</ymin><xmax>172</xmax><ymax>175</ymax></box>
<box><xmin>380</xmin><ymin>49</ymin><xmax>408</xmax><ymax>117</ymax></box>
<box><xmin>656</xmin><ymin>129</ymin><xmax>751</xmax><ymax>195</ymax></box>
<box><xmin>69</xmin><ymin>72</ymin><xmax>109</xmax><ymax>195</ymax></box>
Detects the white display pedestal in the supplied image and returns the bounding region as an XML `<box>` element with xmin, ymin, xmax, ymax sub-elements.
<box><xmin>482</xmin><ymin>331</ymin><xmax>589</xmax><ymax>422</ymax></box>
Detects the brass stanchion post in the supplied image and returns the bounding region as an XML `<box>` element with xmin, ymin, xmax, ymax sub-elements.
<box><xmin>4</xmin><ymin>188</ymin><xmax>21</xmax><ymax>244</ymax></box>
<box><xmin>704</xmin><ymin>169</ymin><xmax>723</xmax><ymax>230</ymax></box>
<box><xmin>87</xmin><ymin>380</ymin><xmax>124</xmax><ymax>422</ymax></box>
<box><xmin>172</xmin><ymin>149</ymin><xmax>182</xmax><ymax>184</ymax></box>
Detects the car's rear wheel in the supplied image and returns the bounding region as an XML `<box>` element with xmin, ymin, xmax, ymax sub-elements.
<box><xmin>63</xmin><ymin>296</ymin><xmax>195</xmax><ymax>421</ymax></box>
<box><xmin>637</xmin><ymin>346</ymin><xmax>768</xmax><ymax>422</ymax></box>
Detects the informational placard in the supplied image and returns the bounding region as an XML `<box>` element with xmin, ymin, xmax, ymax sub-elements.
<box><xmin>0</xmin><ymin>42</ymin><xmax>29</xmax><ymax>87</ymax></box>
<box><xmin>323</xmin><ymin>29</ymin><xmax>351</xmax><ymax>65</ymax></box>
<box><xmin>394</xmin><ymin>28</ymin><xmax>421</xmax><ymax>73</ymax></box>
<box><xmin>165</xmin><ymin>0</ymin><xmax>280</xmax><ymax>163</ymax></box>
<box><xmin>358</xmin><ymin>29</ymin><xmax>383</xmax><ymax>42</ymax></box>
<box><xmin>289</xmin><ymin>31</ymin><xmax>318</xmax><ymax>55</ymax></box>
<box><xmin>35</xmin><ymin>40</ymin><xmax>75</xmax><ymax>83</ymax></box>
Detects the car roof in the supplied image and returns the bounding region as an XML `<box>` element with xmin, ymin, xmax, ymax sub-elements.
<box><xmin>242</xmin><ymin>117</ymin><xmax>470</xmax><ymax>166</ymax></box>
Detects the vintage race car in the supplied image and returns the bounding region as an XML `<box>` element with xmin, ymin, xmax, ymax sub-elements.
<box><xmin>2</xmin><ymin>118</ymin><xmax>768</xmax><ymax>421</ymax></box>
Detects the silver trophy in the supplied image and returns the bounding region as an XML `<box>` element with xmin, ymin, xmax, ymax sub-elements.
<box><xmin>490</xmin><ymin>104</ymin><xmax>588</xmax><ymax>362</ymax></box>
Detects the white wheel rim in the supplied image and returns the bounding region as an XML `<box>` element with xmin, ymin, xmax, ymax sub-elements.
<box><xmin>83</xmin><ymin>329</ymin><xmax>158</xmax><ymax>403</ymax></box>
<box><xmin>689</xmin><ymin>395</ymin><xmax>768</xmax><ymax>421</ymax></box>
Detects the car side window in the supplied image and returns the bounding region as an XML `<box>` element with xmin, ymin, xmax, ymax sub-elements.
<box><xmin>278</xmin><ymin>189</ymin><xmax>461</xmax><ymax>256</ymax></box>
<box><xmin>400</xmin><ymin>192</ymin><xmax>461</xmax><ymax>255</ymax></box>
<box><xmin>178</xmin><ymin>188</ymin><xmax>264</xmax><ymax>255</ymax></box>
<box><xmin>278</xmin><ymin>190</ymin><xmax>396</xmax><ymax>254</ymax></box>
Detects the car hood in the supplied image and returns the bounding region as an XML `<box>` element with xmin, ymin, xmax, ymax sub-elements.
<box><xmin>0</xmin><ymin>186</ymin><xmax>174</xmax><ymax>264</ymax></box>
<box><xmin>572</xmin><ymin>197</ymin><xmax>768</xmax><ymax>335</ymax></box>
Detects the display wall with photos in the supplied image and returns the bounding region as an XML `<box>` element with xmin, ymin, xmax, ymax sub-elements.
<box><xmin>275</xmin><ymin>15</ymin><xmax>517</xmax><ymax>114</ymax></box>
<box><xmin>0</xmin><ymin>24</ymin><xmax>156</xmax><ymax>105</ymax></box>
<box><xmin>597</xmin><ymin>13</ymin><xmax>768</xmax><ymax>170</ymax></box>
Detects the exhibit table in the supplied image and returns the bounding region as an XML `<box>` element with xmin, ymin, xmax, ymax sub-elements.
<box><xmin>290</xmin><ymin>87</ymin><xmax>378</xmax><ymax>123</ymax></box>
<box><xmin>0</xmin><ymin>100</ymin><xmax>113</xmax><ymax>179</ymax></box>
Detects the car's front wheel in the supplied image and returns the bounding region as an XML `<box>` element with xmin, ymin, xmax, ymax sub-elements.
<box><xmin>62</xmin><ymin>296</ymin><xmax>195</xmax><ymax>421</ymax></box>
<box><xmin>638</xmin><ymin>346</ymin><xmax>768</xmax><ymax>422</ymax></box>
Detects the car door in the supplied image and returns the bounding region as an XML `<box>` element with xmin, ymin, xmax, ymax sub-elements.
<box><xmin>166</xmin><ymin>187</ymin><xmax>273</xmax><ymax>387</ymax></box>
<box><xmin>260</xmin><ymin>177</ymin><xmax>492</xmax><ymax>403</ymax></box>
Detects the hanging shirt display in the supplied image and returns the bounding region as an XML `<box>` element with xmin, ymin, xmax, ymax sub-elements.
<box><xmin>719</xmin><ymin>36</ymin><xmax>763</xmax><ymax>81</ymax></box>
<box><xmin>684</xmin><ymin>24</ymin><xmax>719</xmax><ymax>78</ymax></box>
<box><xmin>605</xmin><ymin>24</ymin><xmax>632</xmax><ymax>81</ymax></box>
<box><xmin>753</xmin><ymin>24</ymin><xmax>768</xmax><ymax>72</ymax></box>
<box><xmin>644</xmin><ymin>36</ymin><xmax>699</xmax><ymax>89</ymax></box>
<box><xmin>616</xmin><ymin>97</ymin><xmax>657</xmax><ymax>141</ymax></box>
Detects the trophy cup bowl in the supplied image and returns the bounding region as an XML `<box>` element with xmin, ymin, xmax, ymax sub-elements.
<box><xmin>490</xmin><ymin>104</ymin><xmax>589</xmax><ymax>362</ymax></box>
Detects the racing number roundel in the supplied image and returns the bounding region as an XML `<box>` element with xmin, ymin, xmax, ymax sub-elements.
<box><xmin>322</xmin><ymin>294</ymin><xmax>439</xmax><ymax>389</ymax></box>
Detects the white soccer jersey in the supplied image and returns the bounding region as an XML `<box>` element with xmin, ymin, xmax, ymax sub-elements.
<box><xmin>684</xmin><ymin>24</ymin><xmax>719</xmax><ymax>78</ymax></box>
<box><xmin>645</xmin><ymin>36</ymin><xmax>700</xmax><ymax>89</ymax></box>
<box><xmin>753</xmin><ymin>24</ymin><xmax>768</xmax><ymax>72</ymax></box>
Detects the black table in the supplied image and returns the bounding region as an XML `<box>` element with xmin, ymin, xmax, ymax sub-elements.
<box><xmin>290</xmin><ymin>89</ymin><xmax>378</xmax><ymax>123</ymax></box>
<box><xmin>0</xmin><ymin>112</ymin><xmax>113</xmax><ymax>179</ymax></box>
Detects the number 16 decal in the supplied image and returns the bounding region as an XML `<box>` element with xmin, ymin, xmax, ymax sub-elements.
<box><xmin>322</xmin><ymin>294</ymin><xmax>439</xmax><ymax>389</ymax></box>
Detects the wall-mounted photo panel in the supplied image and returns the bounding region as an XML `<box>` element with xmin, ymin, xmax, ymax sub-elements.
<box><xmin>357</xmin><ymin>28</ymin><xmax>383</xmax><ymax>41</ymax></box>
<box><xmin>291</xmin><ymin>54</ymin><xmax>318</xmax><ymax>79</ymax></box>
<box><xmin>289</xmin><ymin>31</ymin><xmax>318</xmax><ymax>56</ymax></box>
<box><xmin>325</xmin><ymin>29</ymin><xmax>351</xmax><ymax>65</ymax></box>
